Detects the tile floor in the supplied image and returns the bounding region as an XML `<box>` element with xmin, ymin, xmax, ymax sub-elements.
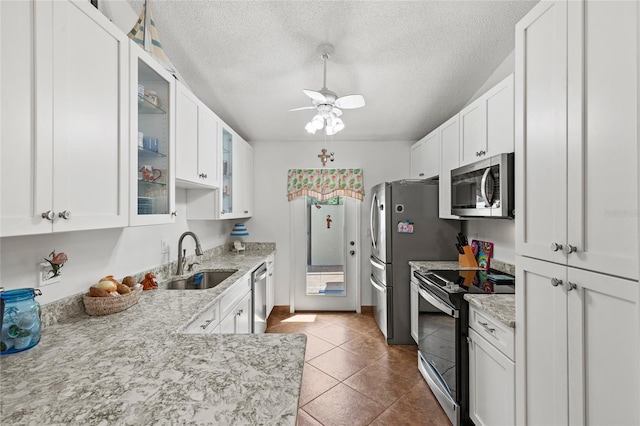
<box><xmin>266</xmin><ymin>311</ymin><xmax>452</xmax><ymax>426</ymax></box>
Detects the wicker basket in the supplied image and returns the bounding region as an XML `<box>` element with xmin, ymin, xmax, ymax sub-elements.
<box><xmin>83</xmin><ymin>286</ymin><xmax>143</xmax><ymax>316</ymax></box>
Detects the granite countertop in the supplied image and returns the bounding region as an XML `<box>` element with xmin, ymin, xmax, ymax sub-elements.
<box><xmin>0</xmin><ymin>246</ymin><xmax>306</xmax><ymax>425</ymax></box>
<box><xmin>464</xmin><ymin>294</ymin><xmax>515</xmax><ymax>328</ymax></box>
<box><xmin>409</xmin><ymin>260</ymin><xmax>481</xmax><ymax>272</ymax></box>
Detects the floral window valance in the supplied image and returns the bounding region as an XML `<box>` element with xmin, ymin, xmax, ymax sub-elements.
<box><xmin>287</xmin><ymin>169</ymin><xmax>364</xmax><ymax>201</ymax></box>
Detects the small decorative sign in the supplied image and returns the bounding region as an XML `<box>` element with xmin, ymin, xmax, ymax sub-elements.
<box><xmin>397</xmin><ymin>220</ymin><xmax>414</xmax><ymax>234</ymax></box>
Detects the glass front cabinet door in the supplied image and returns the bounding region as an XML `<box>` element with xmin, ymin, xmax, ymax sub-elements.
<box><xmin>220</xmin><ymin>127</ymin><xmax>234</xmax><ymax>217</ymax></box>
<box><xmin>129</xmin><ymin>41</ymin><xmax>176</xmax><ymax>226</ymax></box>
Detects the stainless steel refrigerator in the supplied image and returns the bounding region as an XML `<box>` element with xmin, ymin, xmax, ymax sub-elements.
<box><xmin>369</xmin><ymin>180</ymin><xmax>460</xmax><ymax>344</ymax></box>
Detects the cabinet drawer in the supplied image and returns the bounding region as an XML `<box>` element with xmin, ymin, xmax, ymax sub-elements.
<box><xmin>220</xmin><ymin>273</ymin><xmax>251</xmax><ymax>318</ymax></box>
<box><xmin>469</xmin><ymin>305</ymin><xmax>514</xmax><ymax>361</ymax></box>
<box><xmin>185</xmin><ymin>301</ymin><xmax>220</xmax><ymax>334</ymax></box>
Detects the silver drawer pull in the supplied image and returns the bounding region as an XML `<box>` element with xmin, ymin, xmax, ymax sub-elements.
<box><xmin>200</xmin><ymin>319</ymin><xmax>213</xmax><ymax>329</ymax></box>
<box><xmin>478</xmin><ymin>321</ymin><xmax>495</xmax><ymax>334</ymax></box>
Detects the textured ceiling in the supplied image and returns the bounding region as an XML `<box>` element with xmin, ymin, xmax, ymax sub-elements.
<box><xmin>128</xmin><ymin>0</ymin><xmax>537</xmax><ymax>143</ymax></box>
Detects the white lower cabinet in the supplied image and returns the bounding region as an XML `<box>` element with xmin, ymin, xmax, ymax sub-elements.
<box><xmin>185</xmin><ymin>301</ymin><xmax>220</xmax><ymax>334</ymax></box>
<box><xmin>468</xmin><ymin>306</ymin><xmax>515</xmax><ymax>426</ymax></box>
<box><xmin>219</xmin><ymin>291</ymin><xmax>252</xmax><ymax>334</ymax></box>
<box><xmin>516</xmin><ymin>255</ymin><xmax>640</xmax><ymax>425</ymax></box>
<box><xmin>218</xmin><ymin>272</ymin><xmax>252</xmax><ymax>334</ymax></box>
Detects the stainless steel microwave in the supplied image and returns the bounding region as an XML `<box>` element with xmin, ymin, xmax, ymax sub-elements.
<box><xmin>450</xmin><ymin>153</ymin><xmax>514</xmax><ymax>218</ymax></box>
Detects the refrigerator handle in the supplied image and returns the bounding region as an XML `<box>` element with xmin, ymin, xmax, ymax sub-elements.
<box><xmin>370</xmin><ymin>193</ymin><xmax>378</xmax><ymax>250</ymax></box>
<box><xmin>370</xmin><ymin>256</ymin><xmax>385</xmax><ymax>270</ymax></box>
<box><xmin>369</xmin><ymin>275</ymin><xmax>386</xmax><ymax>293</ymax></box>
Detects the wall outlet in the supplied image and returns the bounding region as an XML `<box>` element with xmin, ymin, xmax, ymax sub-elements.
<box><xmin>160</xmin><ymin>240</ymin><xmax>170</xmax><ymax>254</ymax></box>
<box><xmin>37</xmin><ymin>262</ymin><xmax>61</xmax><ymax>287</ymax></box>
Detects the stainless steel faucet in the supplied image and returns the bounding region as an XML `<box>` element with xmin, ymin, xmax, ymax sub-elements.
<box><xmin>176</xmin><ymin>231</ymin><xmax>203</xmax><ymax>275</ymax></box>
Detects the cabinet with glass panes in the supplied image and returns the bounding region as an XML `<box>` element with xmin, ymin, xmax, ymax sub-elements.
<box><xmin>129</xmin><ymin>41</ymin><xmax>175</xmax><ymax>226</ymax></box>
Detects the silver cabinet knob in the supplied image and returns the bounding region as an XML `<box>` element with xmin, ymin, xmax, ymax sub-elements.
<box><xmin>418</xmin><ymin>173</ymin><xmax>425</xmax><ymax>177</ymax></box>
<box><xmin>564</xmin><ymin>244</ymin><xmax>577</xmax><ymax>255</ymax></box>
<box><xmin>479</xmin><ymin>150</ymin><xmax>486</xmax><ymax>156</ymax></box>
<box><xmin>564</xmin><ymin>281</ymin><xmax>577</xmax><ymax>292</ymax></box>
<box><xmin>350</xmin><ymin>250</ymin><xmax>356</xmax><ymax>256</ymax></box>
<box><xmin>551</xmin><ymin>278</ymin><xmax>562</xmax><ymax>287</ymax></box>
<box><xmin>41</xmin><ymin>211</ymin><xmax>55</xmax><ymax>221</ymax></box>
<box><xmin>171</xmin><ymin>211</ymin><xmax>177</xmax><ymax>217</ymax></box>
<box><xmin>550</xmin><ymin>242</ymin><xmax>563</xmax><ymax>252</ymax></box>
<box><xmin>58</xmin><ymin>210</ymin><xmax>71</xmax><ymax>220</ymax></box>
<box><xmin>203</xmin><ymin>174</ymin><xmax>207</xmax><ymax>179</ymax></box>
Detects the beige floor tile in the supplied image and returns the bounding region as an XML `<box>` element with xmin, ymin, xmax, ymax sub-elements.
<box><xmin>307</xmin><ymin>347</ymin><xmax>371</xmax><ymax>381</ymax></box>
<box><xmin>308</xmin><ymin>323</ymin><xmax>364</xmax><ymax>346</ymax></box>
<box><xmin>302</xmin><ymin>383</ymin><xmax>386</xmax><ymax>426</ymax></box>
<box><xmin>344</xmin><ymin>363</ymin><xmax>422</xmax><ymax>408</ymax></box>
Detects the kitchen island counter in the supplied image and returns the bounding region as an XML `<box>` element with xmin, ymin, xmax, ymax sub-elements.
<box><xmin>0</xmin><ymin>247</ymin><xmax>305</xmax><ymax>425</ymax></box>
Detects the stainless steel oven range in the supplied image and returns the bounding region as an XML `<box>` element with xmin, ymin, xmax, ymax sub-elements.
<box><xmin>412</xmin><ymin>269</ymin><xmax>515</xmax><ymax>426</ymax></box>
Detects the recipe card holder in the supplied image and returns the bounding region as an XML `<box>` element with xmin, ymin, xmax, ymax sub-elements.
<box><xmin>458</xmin><ymin>246</ymin><xmax>479</xmax><ymax>268</ymax></box>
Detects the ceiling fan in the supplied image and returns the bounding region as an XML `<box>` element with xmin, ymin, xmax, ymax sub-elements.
<box><xmin>290</xmin><ymin>44</ymin><xmax>365</xmax><ymax>135</ymax></box>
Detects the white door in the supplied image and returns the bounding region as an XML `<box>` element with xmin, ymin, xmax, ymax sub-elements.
<box><xmin>515</xmin><ymin>0</ymin><xmax>568</xmax><ymax>264</ymax></box>
<box><xmin>516</xmin><ymin>255</ymin><xmax>568</xmax><ymax>426</ymax></box>
<box><xmin>566</xmin><ymin>267</ymin><xmax>640</xmax><ymax>426</ymax></box>
<box><xmin>290</xmin><ymin>196</ymin><xmax>360</xmax><ymax>311</ymax></box>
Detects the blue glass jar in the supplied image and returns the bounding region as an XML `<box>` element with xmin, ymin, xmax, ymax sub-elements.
<box><xmin>1</xmin><ymin>288</ymin><xmax>42</xmax><ymax>355</ymax></box>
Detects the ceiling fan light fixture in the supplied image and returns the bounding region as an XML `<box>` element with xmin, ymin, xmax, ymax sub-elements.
<box><xmin>312</xmin><ymin>115</ymin><xmax>324</xmax><ymax>130</ymax></box>
<box><xmin>305</xmin><ymin>122</ymin><xmax>317</xmax><ymax>134</ymax></box>
<box><xmin>290</xmin><ymin>43</ymin><xmax>365</xmax><ymax>137</ymax></box>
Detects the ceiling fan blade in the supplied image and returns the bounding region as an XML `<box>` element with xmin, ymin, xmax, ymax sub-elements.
<box><xmin>332</xmin><ymin>107</ymin><xmax>343</xmax><ymax>117</ymax></box>
<box><xmin>335</xmin><ymin>94</ymin><xmax>365</xmax><ymax>109</ymax></box>
<box><xmin>303</xmin><ymin>89</ymin><xmax>327</xmax><ymax>102</ymax></box>
<box><xmin>288</xmin><ymin>106</ymin><xmax>316</xmax><ymax>112</ymax></box>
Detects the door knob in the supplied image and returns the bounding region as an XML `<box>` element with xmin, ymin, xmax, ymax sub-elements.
<box><xmin>41</xmin><ymin>211</ymin><xmax>55</xmax><ymax>221</ymax></box>
<box><xmin>550</xmin><ymin>242</ymin><xmax>563</xmax><ymax>252</ymax></box>
<box><xmin>58</xmin><ymin>210</ymin><xmax>71</xmax><ymax>220</ymax></box>
<box><xmin>551</xmin><ymin>278</ymin><xmax>562</xmax><ymax>287</ymax></box>
<box><xmin>564</xmin><ymin>244</ymin><xmax>577</xmax><ymax>255</ymax></box>
<box><xmin>564</xmin><ymin>281</ymin><xmax>577</xmax><ymax>292</ymax></box>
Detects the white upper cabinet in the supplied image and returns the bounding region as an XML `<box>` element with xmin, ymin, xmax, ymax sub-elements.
<box><xmin>129</xmin><ymin>41</ymin><xmax>176</xmax><ymax>226</ymax></box>
<box><xmin>516</xmin><ymin>0</ymin><xmax>638</xmax><ymax>280</ymax></box>
<box><xmin>410</xmin><ymin>131</ymin><xmax>439</xmax><ymax>180</ymax></box>
<box><xmin>1</xmin><ymin>0</ymin><xmax>128</xmax><ymax>236</ymax></box>
<box><xmin>175</xmin><ymin>81</ymin><xmax>219</xmax><ymax>189</ymax></box>
<box><xmin>460</xmin><ymin>74</ymin><xmax>514</xmax><ymax>167</ymax></box>
<box><xmin>439</xmin><ymin>114</ymin><xmax>460</xmax><ymax>219</ymax></box>
<box><xmin>186</xmin><ymin>124</ymin><xmax>253</xmax><ymax>220</ymax></box>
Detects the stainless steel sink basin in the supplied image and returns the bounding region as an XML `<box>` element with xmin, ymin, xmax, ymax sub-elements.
<box><xmin>166</xmin><ymin>270</ymin><xmax>237</xmax><ymax>290</ymax></box>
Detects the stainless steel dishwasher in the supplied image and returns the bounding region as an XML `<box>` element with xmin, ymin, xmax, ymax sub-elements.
<box><xmin>251</xmin><ymin>263</ymin><xmax>268</xmax><ymax>333</ymax></box>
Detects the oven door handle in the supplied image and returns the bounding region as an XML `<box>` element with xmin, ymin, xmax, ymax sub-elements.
<box><xmin>419</xmin><ymin>287</ymin><xmax>458</xmax><ymax>318</ymax></box>
<box><xmin>369</xmin><ymin>275</ymin><xmax>386</xmax><ymax>293</ymax></box>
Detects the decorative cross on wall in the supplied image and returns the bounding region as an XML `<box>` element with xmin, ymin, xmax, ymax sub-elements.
<box><xmin>317</xmin><ymin>148</ymin><xmax>335</xmax><ymax>167</ymax></box>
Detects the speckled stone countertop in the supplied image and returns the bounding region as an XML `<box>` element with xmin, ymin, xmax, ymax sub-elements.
<box><xmin>408</xmin><ymin>260</ymin><xmax>481</xmax><ymax>272</ymax></box>
<box><xmin>0</xmin><ymin>246</ymin><xmax>306</xmax><ymax>425</ymax></box>
<box><xmin>464</xmin><ymin>294</ymin><xmax>515</xmax><ymax>328</ymax></box>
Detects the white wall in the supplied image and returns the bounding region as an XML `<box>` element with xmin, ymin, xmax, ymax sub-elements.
<box><xmin>464</xmin><ymin>49</ymin><xmax>515</xmax><ymax>107</ymax></box>
<box><xmin>0</xmin><ymin>189</ymin><xmax>234</xmax><ymax>305</ymax></box>
<box><xmin>462</xmin><ymin>219</ymin><xmax>515</xmax><ymax>264</ymax></box>
<box><xmin>250</xmin><ymin>140</ymin><xmax>412</xmax><ymax>307</ymax></box>
<box><xmin>311</xmin><ymin>204</ymin><xmax>344</xmax><ymax>266</ymax></box>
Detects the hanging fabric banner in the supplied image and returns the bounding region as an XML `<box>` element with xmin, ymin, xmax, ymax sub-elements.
<box><xmin>287</xmin><ymin>169</ymin><xmax>364</xmax><ymax>201</ymax></box>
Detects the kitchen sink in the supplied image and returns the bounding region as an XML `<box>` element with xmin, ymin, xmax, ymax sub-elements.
<box><xmin>166</xmin><ymin>270</ymin><xmax>237</xmax><ymax>290</ymax></box>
